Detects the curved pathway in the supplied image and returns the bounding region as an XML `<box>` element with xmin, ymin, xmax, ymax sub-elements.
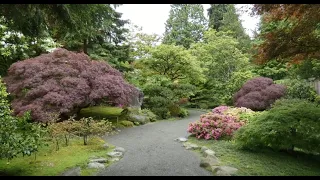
<box><xmin>98</xmin><ymin>109</ymin><xmax>212</xmax><ymax>176</ymax></box>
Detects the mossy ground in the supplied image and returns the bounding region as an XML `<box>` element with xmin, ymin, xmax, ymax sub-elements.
<box><xmin>188</xmin><ymin>137</ymin><xmax>320</xmax><ymax>176</ymax></box>
<box><xmin>79</xmin><ymin>106</ymin><xmax>123</xmax><ymax>121</ymax></box>
<box><xmin>0</xmin><ymin>137</ymin><xmax>114</xmax><ymax>176</ymax></box>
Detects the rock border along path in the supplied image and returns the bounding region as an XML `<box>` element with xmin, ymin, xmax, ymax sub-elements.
<box><xmin>97</xmin><ymin>109</ymin><xmax>212</xmax><ymax>176</ymax></box>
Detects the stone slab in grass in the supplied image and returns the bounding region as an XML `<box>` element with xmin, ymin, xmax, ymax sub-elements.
<box><xmin>60</xmin><ymin>167</ymin><xmax>81</xmax><ymax>176</ymax></box>
<box><xmin>107</xmin><ymin>151</ymin><xmax>123</xmax><ymax>158</ymax></box>
<box><xmin>175</xmin><ymin>137</ymin><xmax>188</xmax><ymax>142</ymax></box>
<box><xmin>212</xmin><ymin>166</ymin><xmax>238</xmax><ymax>176</ymax></box>
<box><xmin>88</xmin><ymin>162</ymin><xmax>105</xmax><ymax>169</ymax></box>
<box><xmin>200</xmin><ymin>156</ymin><xmax>220</xmax><ymax>168</ymax></box>
<box><xmin>203</xmin><ymin>149</ymin><xmax>216</xmax><ymax>157</ymax></box>
<box><xmin>114</xmin><ymin>147</ymin><xmax>125</xmax><ymax>153</ymax></box>
<box><xmin>90</xmin><ymin>158</ymin><xmax>108</xmax><ymax>163</ymax></box>
<box><xmin>183</xmin><ymin>142</ymin><xmax>200</xmax><ymax>150</ymax></box>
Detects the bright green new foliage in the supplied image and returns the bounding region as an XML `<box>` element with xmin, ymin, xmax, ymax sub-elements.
<box><xmin>71</xmin><ymin>117</ymin><xmax>113</xmax><ymax>145</ymax></box>
<box><xmin>254</xmin><ymin>59</ymin><xmax>289</xmax><ymax>80</ymax></box>
<box><xmin>143</xmin><ymin>44</ymin><xmax>204</xmax><ymax>84</ymax></box>
<box><xmin>190</xmin><ymin>29</ymin><xmax>251</xmax><ymax>106</ymax></box>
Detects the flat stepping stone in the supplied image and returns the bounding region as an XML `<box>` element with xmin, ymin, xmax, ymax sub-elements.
<box><xmin>212</xmin><ymin>166</ymin><xmax>238</xmax><ymax>176</ymax></box>
<box><xmin>114</xmin><ymin>147</ymin><xmax>125</xmax><ymax>153</ymax></box>
<box><xmin>107</xmin><ymin>151</ymin><xmax>123</xmax><ymax>158</ymax></box>
<box><xmin>175</xmin><ymin>137</ymin><xmax>188</xmax><ymax>142</ymax></box>
<box><xmin>183</xmin><ymin>142</ymin><xmax>200</xmax><ymax>150</ymax></box>
<box><xmin>203</xmin><ymin>149</ymin><xmax>216</xmax><ymax>157</ymax></box>
<box><xmin>88</xmin><ymin>162</ymin><xmax>105</xmax><ymax>169</ymax></box>
<box><xmin>90</xmin><ymin>158</ymin><xmax>108</xmax><ymax>163</ymax></box>
<box><xmin>60</xmin><ymin>166</ymin><xmax>81</xmax><ymax>176</ymax></box>
<box><xmin>109</xmin><ymin>158</ymin><xmax>120</xmax><ymax>162</ymax></box>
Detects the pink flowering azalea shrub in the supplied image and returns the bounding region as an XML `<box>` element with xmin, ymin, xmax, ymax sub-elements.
<box><xmin>212</xmin><ymin>106</ymin><xmax>253</xmax><ymax>117</ymax></box>
<box><xmin>212</xmin><ymin>106</ymin><xmax>229</xmax><ymax>114</ymax></box>
<box><xmin>188</xmin><ymin>106</ymin><xmax>253</xmax><ymax>140</ymax></box>
<box><xmin>188</xmin><ymin>112</ymin><xmax>245</xmax><ymax>140</ymax></box>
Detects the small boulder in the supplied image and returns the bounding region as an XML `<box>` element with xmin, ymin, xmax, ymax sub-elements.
<box><xmin>175</xmin><ymin>137</ymin><xmax>188</xmax><ymax>142</ymax></box>
<box><xmin>201</xmin><ymin>146</ymin><xmax>208</xmax><ymax>153</ymax></box>
<box><xmin>88</xmin><ymin>162</ymin><xmax>105</xmax><ymax>169</ymax></box>
<box><xmin>107</xmin><ymin>151</ymin><xmax>123</xmax><ymax>158</ymax></box>
<box><xmin>134</xmin><ymin>122</ymin><xmax>140</xmax><ymax>125</ymax></box>
<box><xmin>203</xmin><ymin>149</ymin><xmax>216</xmax><ymax>157</ymax></box>
<box><xmin>114</xmin><ymin>147</ymin><xmax>125</xmax><ymax>153</ymax></box>
<box><xmin>60</xmin><ymin>167</ymin><xmax>81</xmax><ymax>176</ymax></box>
<box><xmin>200</xmin><ymin>156</ymin><xmax>220</xmax><ymax>168</ymax></box>
<box><xmin>212</xmin><ymin>166</ymin><xmax>238</xmax><ymax>176</ymax></box>
<box><xmin>90</xmin><ymin>158</ymin><xmax>108</xmax><ymax>163</ymax></box>
<box><xmin>128</xmin><ymin>114</ymin><xmax>150</xmax><ymax>124</ymax></box>
<box><xmin>102</xmin><ymin>143</ymin><xmax>109</xmax><ymax>149</ymax></box>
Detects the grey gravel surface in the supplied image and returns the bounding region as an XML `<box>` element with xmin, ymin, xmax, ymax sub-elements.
<box><xmin>97</xmin><ymin>109</ymin><xmax>212</xmax><ymax>176</ymax></box>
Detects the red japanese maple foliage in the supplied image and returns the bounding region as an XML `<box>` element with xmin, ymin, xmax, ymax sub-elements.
<box><xmin>4</xmin><ymin>48</ymin><xmax>139</xmax><ymax>122</ymax></box>
<box><xmin>233</xmin><ymin>77</ymin><xmax>286</xmax><ymax>111</ymax></box>
<box><xmin>252</xmin><ymin>4</ymin><xmax>320</xmax><ymax>64</ymax></box>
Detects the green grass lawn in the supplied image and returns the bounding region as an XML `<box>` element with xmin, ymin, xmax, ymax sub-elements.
<box><xmin>0</xmin><ymin>137</ymin><xmax>114</xmax><ymax>176</ymax></box>
<box><xmin>188</xmin><ymin>137</ymin><xmax>320</xmax><ymax>176</ymax></box>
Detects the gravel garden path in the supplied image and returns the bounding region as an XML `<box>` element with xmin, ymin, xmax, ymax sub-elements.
<box><xmin>98</xmin><ymin>109</ymin><xmax>212</xmax><ymax>176</ymax></box>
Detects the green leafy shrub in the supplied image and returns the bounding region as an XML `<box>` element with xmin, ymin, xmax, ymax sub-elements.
<box><xmin>293</xmin><ymin>59</ymin><xmax>320</xmax><ymax>79</ymax></box>
<box><xmin>168</xmin><ymin>104</ymin><xmax>181</xmax><ymax>117</ymax></box>
<box><xmin>143</xmin><ymin>83</ymin><xmax>195</xmax><ymax>119</ymax></box>
<box><xmin>189</xmin><ymin>70</ymin><xmax>257</xmax><ymax>109</ymax></box>
<box><xmin>254</xmin><ymin>59</ymin><xmax>289</xmax><ymax>80</ymax></box>
<box><xmin>235</xmin><ymin>99</ymin><xmax>320</xmax><ymax>154</ymax></box>
<box><xmin>0</xmin><ymin>78</ymin><xmax>46</xmax><ymax>161</ymax></box>
<box><xmin>150</xmin><ymin>107</ymin><xmax>171</xmax><ymax>119</ymax></box>
<box><xmin>119</xmin><ymin>120</ymin><xmax>134</xmax><ymax>127</ymax></box>
<box><xmin>141</xmin><ymin>109</ymin><xmax>157</xmax><ymax>122</ymax></box>
<box><xmin>178</xmin><ymin>108</ymin><xmax>189</xmax><ymax>118</ymax></box>
<box><xmin>121</xmin><ymin>107</ymin><xmax>158</xmax><ymax>123</ymax></box>
<box><xmin>143</xmin><ymin>85</ymin><xmax>173</xmax><ymax>119</ymax></box>
<box><xmin>47</xmin><ymin>114</ymin><xmax>76</xmax><ymax>150</ymax></box>
<box><xmin>70</xmin><ymin>117</ymin><xmax>114</xmax><ymax>145</ymax></box>
<box><xmin>275</xmin><ymin>78</ymin><xmax>318</xmax><ymax>101</ymax></box>
<box><xmin>238</xmin><ymin>111</ymin><xmax>262</xmax><ymax>123</ymax></box>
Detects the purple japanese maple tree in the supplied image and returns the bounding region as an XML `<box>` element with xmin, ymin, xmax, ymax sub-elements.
<box><xmin>233</xmin><ymin>77</ymin><xmax>286</xmax><ymax>111</ymax></box>
<box><xmin>4</xmin><ymin>48</ymin><xmax>139</xmax><ymax>122</ymax></box>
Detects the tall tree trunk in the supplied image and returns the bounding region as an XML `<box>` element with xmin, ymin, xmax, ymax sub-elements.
<box><xmin>65</xmin><ymin>135</ymin><xmax>69</xmax><ymax>146</ymax></box>
<box><xmin>83</xmin><ymin>136</ymin><xmax>88</xmax><ymax>145</ymax></box>
<box><xmin>56</xmin><ymin>138</ymin><xmax>60</xmax><ymax>151</ymax></box>
<box><xmin>83</xmin><ymin>38</ymin><xmax>88</xmax><ymax>54</ymax></box>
